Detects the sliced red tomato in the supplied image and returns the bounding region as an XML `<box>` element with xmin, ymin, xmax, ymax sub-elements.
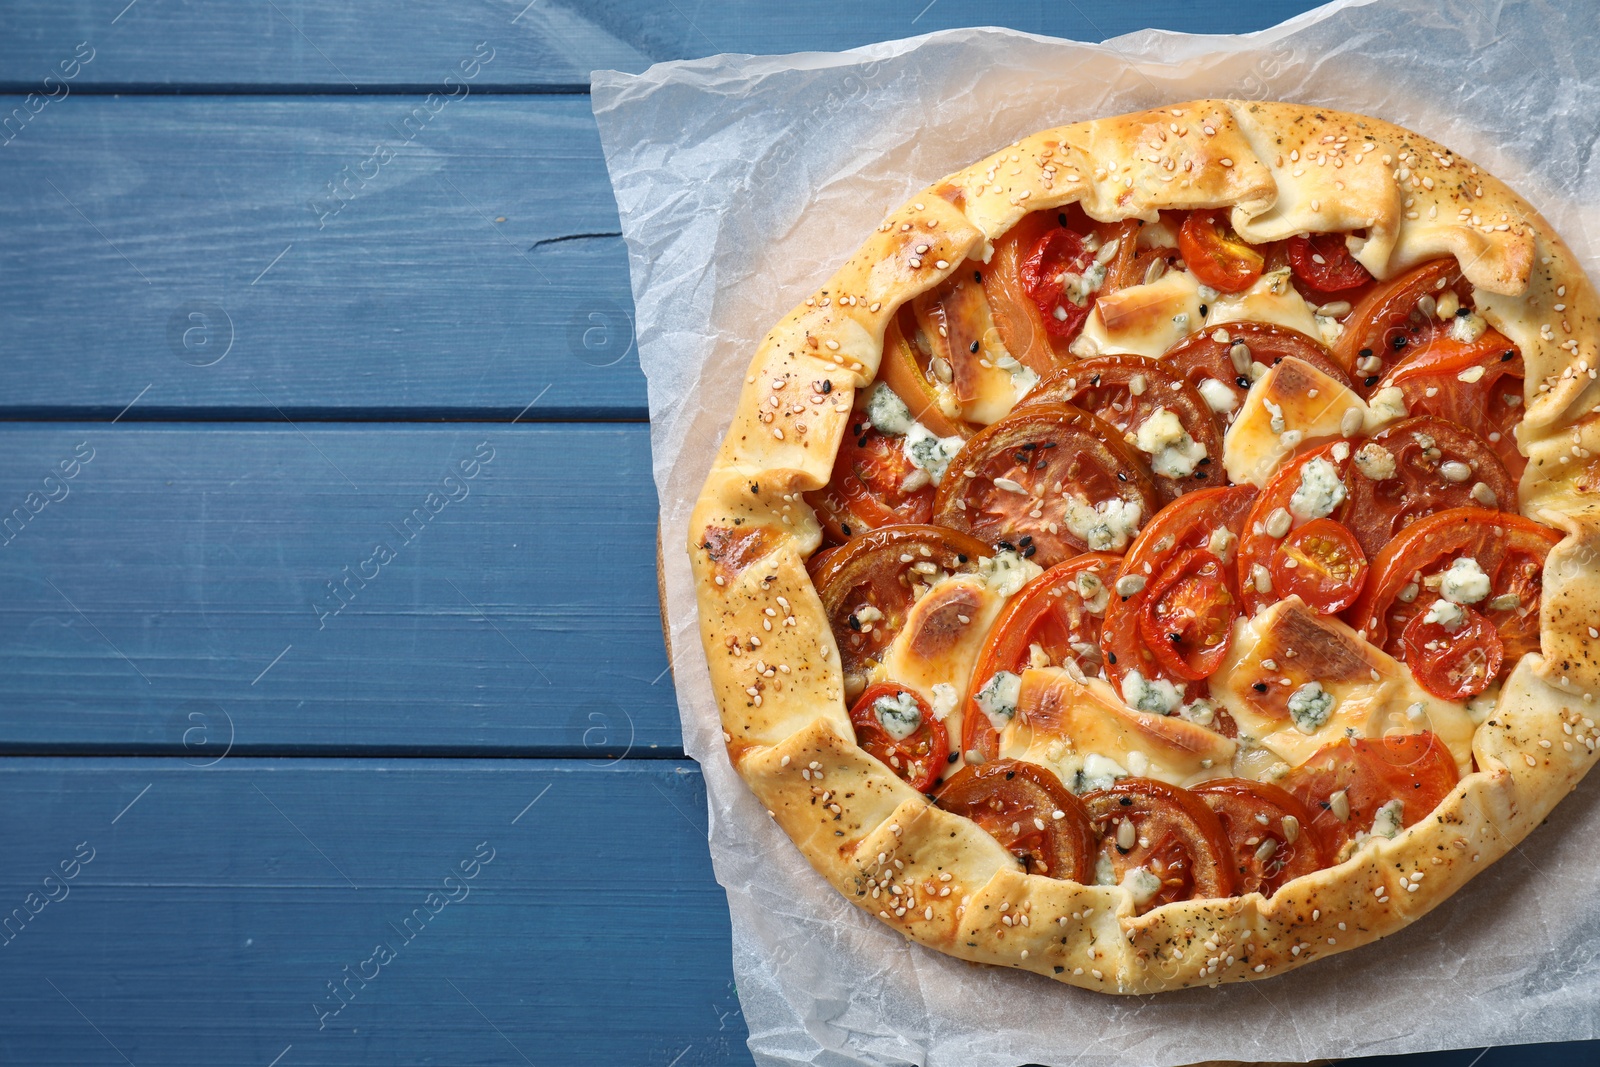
<box><xmin>1341</xmin><ymin>415</ymin><xmax>1515</xmax><ymax>560</ymax></box>
<box><xmin>807</xmin><ymin>409</ymin><xmax>934</xmax><ymax>541</ymax></box>
<box><xmin>1082</xmin><ymin>777</ymin><xmax>1236</xmax><ymax>912</ymax></box>
<box><xmin>931</xmin><ymin>403</ymin><xmax>1158</xmax><ymax>568</ymax></box>
<box><xmin>1100</xmin><ymin>216</ymin><xmax>1182</xmax><ymax>293</ymax></box>
<box><xmin>1234</xmin><ymin>442</ymin><xmax>1355</xmax><ymax>617</ymax></box>
<box><xmin>1375</xmin><ymin>329</ymin><xmax>1526</xmax><ymax>481</ymax></box>
<box><xmin>1282</xmin><ymin>733</ymin><xmax>1459</xmax><ymax>856</ymax></box>
<box><xmin>984</xmin><ymin>212</ymin><xmax>1066</xmax><ymax>375</ymax></box>
<box><xmin>1268</xmin><ymin>517</ymin><xmax>1368</xmax><ymax>615</ymax></box>
<box><xmin>1401</xmin><ymin>606</ymin><xmax>1505</xmax><ymax>701</ymax></box>
<box><xmin>812</xmin><ymin>525</ymin><xmax>991</xmax><ymax>694</ymax></box>
<box><xmin>848</xmin><ymin>683</ymin><xmax>949</xmax><ymax>792</ymax></box>
<box><xmin>1019</xmin><ymin>355</ymin><xmax>1222</xmax><ymax>503</ymax></box>
<box><xmin>1178</xmin><ymin>209</ymin><xmax>1264</xmax><ymax>294</ymax></box>
<box><xmin>1162</xmin><ymin>321</ymin><xmax>1353</xmax><ymax>425</ymax></box>
<box><xmin>936</xmin><ymin>758</ymin><xmax>1096</xmax><ymax>881</ymax></box>
<box><xmin>960</xmin><ymin>553</ymin><xmax>1119</xmax><ymax>762</ymax></box>
<box><xmin>1192</xmin><ymin>778</ymin><xmax>1332</xmax><ymax>896</ymax></box>
<box><xmin>1287</xmin><ymin>233</ymin><xmax>1372</xmax><ymax>293</ymax></box>
<box><xmin>1020</xmin><ymin>227</ymin><xmax>1099</xmax><ymax>342</ymax></box>
<box><xmin>1138</xmin><ymin>549</ymin><xmax>1239</xmax><ymax>681</ymax></box>
<box><xmin>1333</xmin><ymin>258</ymin><xmax>1470</xmax><ymax>391</ymax></box>
<box><xmin>1101</xmin><ymin>484</ymin><xmax>1258</xmax><ymax>695</ymax></box>
<box><xmin>1347</xmin><ymin>506</ymin><xmax>1561</xmax><ymax>667</ymax></box>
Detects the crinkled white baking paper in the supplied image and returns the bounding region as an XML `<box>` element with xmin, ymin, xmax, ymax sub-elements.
<box><xmin>592</xmin><ymin>1</ymin><xmax>1600</xmax><ymax>1063</ymax></box>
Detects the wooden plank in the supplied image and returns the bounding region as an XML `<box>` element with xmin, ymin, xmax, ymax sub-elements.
<box><xmin>0</xmin><ymin>2</ymin><xmax>1329</xmax><ymax>90</ymax></box>
<box><xmin>0</xmin><ymin>96</ymin><xmax>644</xmax><ymax>419</ymax></box>
<box><xmin>0</xmin><ymin>758</ymin><xmax>754</xmax><ymax>1067</ymax></box>
<box><xmin>0</xmin><ymin>423</ymin><xmax>687</xmax><ymax>755</ymax></box>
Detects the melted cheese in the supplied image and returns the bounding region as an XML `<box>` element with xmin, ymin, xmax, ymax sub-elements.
<box><xmin>1222</xmin><ymin>356</ymin><xmax>1366</xmax><ymax>486</ymax></box>
<box><xmin>915</xmin><ymin>275</ymin><xmax>1033</xmax><ymax>426</ymax></box>
<box><xmin>1207</xmin><ymin>268</ymin><xmax>1322</xmax><ymax>338</ymax></box>
<box><xmin>879</xmin><ymin>575</ymin><xmax>1006</xmax><ymax>741</ymax></box>
<box><xmin>1210</xmin><ymin>597</ymin><xmax>1476</xmax><ymax>775</ymax></box>
<box><xmin>1000</xmin><ymin>666</ymin><xmax>1237</xmax><ymax>789</ymax></box>
<box><xmin>1076</xmin><ymin>270</ymin><xmax>1204</xmax><ymax>358</ymax></box>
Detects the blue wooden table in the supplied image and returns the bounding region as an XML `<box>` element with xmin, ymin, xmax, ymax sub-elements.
<box><xmin>0</xmin><ymin>3</ymin><xmax>1592</xmax><ymax>1064</ymax></box>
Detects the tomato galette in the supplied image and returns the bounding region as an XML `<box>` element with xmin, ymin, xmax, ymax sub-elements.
<box><xmin>689</xmin><ymin>101</ymin><xmax>1600</xmax><ymax>992</ymax></box>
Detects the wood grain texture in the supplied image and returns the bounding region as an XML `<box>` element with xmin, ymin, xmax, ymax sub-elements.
<box><xmin>0</xmin><ymin>96</ymin><xmax>641</xmax><ymax>418</ymax></box>
<box><xmin>1</xmin><ymin>1</ymin><xmax>1330</xmax><ymax>90</ymax></box>
<box><xmin>0</xmin><ymin>423</ymin><xmax>682</xmax><ymax>755</ymax></box>
<box><xmin>0</xmin><ymin>758</ymin><xmax>750</xmax><ymax>1067</ymax></box>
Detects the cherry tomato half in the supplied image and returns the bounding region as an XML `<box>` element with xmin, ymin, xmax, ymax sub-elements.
<box><xmin>1234</xmin><ymin>442</ymin><xmax>1353</xmax><ymax>618</ymax></box>
<box><xmin>1287</xmin><ymin>233</ymin><xmax>1372</xmax><ymax>293</ymax></box>
<box><xmin>1282</xmin><ymin>733</ymin><xmax>1459</xmax><ymax>856</ymax></box>
<box><xmin>936</xmin><ymin>758</ymin><xmax>1096</xmax><ymax>881</ymax></box>
<box><xmin>1138</xmin><ymin>549</ymin><xmax>1239</xmax><ymax>681</ymax></box>
<box><xmin>1101</xmin><ymin>484</ymin><xmax>1258</xmax><ymax>694</ymax></box>
<box><xmin>1178</xmin><ymin>209</ymin><xmax>1265</xmax><ymax>294</ymax></box>
<box><xmin>1269</xmin><ymin>517</ymin><xmax>1368</xmax><ymax>615</ymax></box>
<box><xmin>961</xmin><ymin>554</ymin><xmax>1119</xmax><ymax>763</ymax></box>
<box><xmin>1192</xmin><ymin>778</ymin><xmax>1332</xmax><ymax>896</ymax></box>
<box><xmin>1082</xmin><ymin>777</ymin><xmax>1236</xmax><ymax>912</ymax></box>
<box><xmin>807</xmin><ymin>407</ymin><xmax>935</xmax><ymax>541</ymax></box>
<box><xmin>848</xmin><ymin>683</ymin><xmax>950</xmax><ymax>792</ymax></box>
<box><xmin>1400</xmin><ymin>606</ymin><xmax>1505</xmax><ymax>701</ymax></box>
<box><xmin>1376</xmin><ymin>329</ymin><xmax>1526</xmax><ymax>481</ymax></box>
<box><xmin>1020</xmin><ymin>228</ymin><xmax>1100</xmax><ymax>342</ymax></box>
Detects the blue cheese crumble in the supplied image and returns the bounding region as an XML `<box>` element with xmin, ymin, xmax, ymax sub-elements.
<box><xmin>1133</xmin><ymin>407</ymin><xmax>1208</xmax><ymax>478</ymax></box>
<box><xmin>1119</xmin><ymin>866</ymin><xmax>1163</xmax><ymax>906</ymax></box>
<box><xmin>865</xmin><ymin>382</ymin><xmax>915</xmax><ymax>435</ymax></box>
<box><xmin>1368</xmin><ymin>799</ymin><xmax>1404</xmax><ymax>840</ymax></box>
<box><xmin>1287</xmin><ymin>681</ymin><xmax>1334</xmax><ymax>734</ymax></box>
<box><xmin>902</xmin><ymin>424</ymin><xmax>964</xmax><ymax>486</ymax></box>
<box><xmin>1439</xmin><ymin>557</ymin><xmax>1491</xmax><ymax>605</ymax></box>
<box><xmin>980</xmin><ymin>549</ymin><xmax>1043</xmax><ymax>598</ymax></box>
<box><xmin>1289</xmin><ymin>457</ymin><xmax>1347</xmax><ymax>520</ymax></box>
<box><xmin>872</xmin><ymin>690</ymin><xmax>922</xmax><ymax>741</ymax></box>
<box><xmin>1062</xmin><ymin>496</ymin><xmax>1143</xmax><ymax>553</ymax></box>
<box><xmin>974</xmin><ymin>671</ymin><xmax>1022</xmax><ymax>730</ymax></box>
<box><xmin>1423</xmin><ymin>598</ymin><xmax>1466</xmax><ymax>630</ymax></box>
<box><xmin>1074</xmin><ymin>753</ymin><xmax>1128</xmax><ymax>794</ymax></box>
<box><xmin>1121</xmin><ymin>670</ymin><xmax>1181</xmax><ymax>714</ymax></box>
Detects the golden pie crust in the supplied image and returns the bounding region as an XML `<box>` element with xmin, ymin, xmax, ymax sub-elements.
<box><xmin>687</xmin><ymin>100</ymin><xmax>1600</xmax><ymax>992</ymax></box>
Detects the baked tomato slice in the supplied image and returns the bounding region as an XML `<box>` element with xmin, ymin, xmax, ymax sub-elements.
<box><xmin>1234</xmin><ymin>442</ymin><xmax>1362</xmax><ymax>617</ymax></box>
<box><xmin>960</xmin><ymin>553</ymin><xmax>1119</xmax><ymax>762</ymax></box>
<box><xmin>812</xmin><ymin>525</ymin><xmax>991</xmax><ymax>696</ymax></box>
<box><xmin>1101</xmin><ymin>484</ymin><xmax>1258</xmax><ymax>698</ymax></box>
<box><xmin>1268</xmin><ymin>517</ymin><xmax>1368</xmax><ymax>616</ymax></box>
<box><xmin>1191</xmin><ymin>778</ymin><xmax>1332</xmax><ymax>896</ymax></box>
<box><xmin>1082</xmin><ymin>777</ymin><xmax>1236</xmax><ymax>911</ymax></box>
<box><xmin>1401</xmin><ymin>606</ymin><xmax>1504</xmax><ymax>700</ymax></box>
<box><xmin>875</xmin><ymin>308</ymin><xmax>971</xmax><ymax>440</ymax></box>
<box><xmin>1019</xmin><ymin>355</ymin><xmax>1221</xmax><ymax>503</ymax></box>
<box><xmin>1138</xmin><ymin>549</ymin><xmax>1239</xmax><ymax>681</ymax></box>
<box><xmin>984</xmin><ymin>211</ymin><xmax>1075</xmax><ymax>374</ymax></box>
<box><xmin>1162</xmin><ymin>321</ymin><xmax>1352</xmax><ymax>426</ymax></box>
<box><xmin>936</xmin><ymin>758</ymin><xmax>1096</xmax><ymax>881</ymax></box>
<box><xmin>1178</xmin><ymin>209</ymin><xmax>1264</xmax><ymax>293</ymax></box>
<box><xmin>1287</xmin><ymin>233</ymin><xmax>1372</xmax><ymax>293</ymax></box>
<box><xmin>1341</xmin><ymin>415</ymin><xmax>1515</xmax><ymax>560</ymax></box>
<box><xmin>1374</xmin><ymin>329</ymin><xmax>1526</xmax><ymax>481</ymax></box>
<box><xmin>1019</xmin><ymin>226</ymin><xmax>1101</xmax><ymax>342</ymax></box>
<box><xmin>1333</xmin><ymin>258</ymin><xmax>1471</xmax><ymax>391</ymax></box>
<box><xmin>848</xmin><ymin>683</ymin><xmax>949</xmax><ymax>792</ymax></box>
<box><xmin>807</xmin><ymin>407</ymin><xmax>936</xmax><ymax>541</ymax></box>
<box><xmin>1347</xmin><ymin>506</ymin><xmax>1561</xmax><ymax>670</ymax></box>
<box><xmin>1282</xmin><ymin>733</ymin><xmax>1458</xmax><ymax>857</ymax></box>
<box><xmin>932</xmin><ymin>403</ymin><xmax>1158</xmax><ymax>568</ymax></box>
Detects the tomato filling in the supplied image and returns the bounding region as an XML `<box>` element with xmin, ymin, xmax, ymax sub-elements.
<box><xmin>794</xmin><ymin>212</ymin><xmax>1559</xmax><ymax>906</ymax></box>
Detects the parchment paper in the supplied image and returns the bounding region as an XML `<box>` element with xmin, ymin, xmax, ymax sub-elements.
<box><xmin>592</xmin><ymin>2</ymin><xmax>1600</xmax><ymax>1063</ymax></box>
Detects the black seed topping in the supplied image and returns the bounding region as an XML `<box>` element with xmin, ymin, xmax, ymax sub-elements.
<box><xmin>848</xmin><ymin>614</ymin><xmax>862</xmax><ymax>632</ymax></box>
<box><xmin>996</xmin><ymin>540</ymin><xmax>1016</xmax><ymax>552</ymax></box>
<box><xmin>1364</xmin><ymin>376</ymin><xmax>1380</xmax><ymax>387</ymax></box>
<box><xmin>974</xmin><ymin>270</ymin><xmax>983</xmax><ymax>284</ymax></box>
<box><xmin>841</xmin><ymin>524</ymin><xmax>852</xmax><ymax>537</ymax></box>
<box><xmin>1108</xmin><ymin>652</ymin><xmax>1117</xmax><ymax>664</ymax></box>
<box><xmin>1058</xmin><ymin>212</ymin><xmax>1069</xmax><ymax>227</ymax></box>
<box><xmin>957</xmin><ymin>553</ymin><xmax>968</xmax><ymax>563</ymax></box>
<box><xmin>1199</xmin><ymin>304</ymin><xmax>1208</xmax><ymax>317</ymax></box>
<box><xmin>1236</xmin><ymin>375</ymin><xmax>1251</xmax><ymax>388</ymax></box>
<box><xmin>1391</xmin><ymin>334</ymin><xmax>1408</xmax><ymax>350</ymax></box>
<box><xmin>1023</xmin><ymin>545</ymin><xmax>1037</xmax><ymax>558</ymax></box>
<box><xmin>1117</xmin><ymin>472</ymin><xmax>1128</xmax><ymax>482</ymax></box>
<box><xmin>948</xmin><ymin>751</ymin><xmax>959</xmax><ymax>763</ymax></box>
<box><xmin>970</xmin><ymin>340</ymin><xmax>980</xmax><ymax>353</ymax></box>
<box><xmin>1091</xmin><ymin>374</ymin><xmax>1101</xmax><ymax>386</ymax></box>
<box><xmin>1118</xmin><ymin>796</ymin><xmax>1133</xmax><ymax>806</ymax></box>
<box><xmin>1359</xmin><ymin>348</ymin><xmax>1373</xmax><ymax>358</ymax></box>
<box><xmin>1252</xmin><ymin>681</ymin><xmax>1269</xmax><ymax>693</ymax></box>
<box><xmin>1018</xmin><ymin>535</ymin><xmax>1033</xmax><ymax>547</ymax></box>
<box><xmin>1502</xmin><ymin>350</ymin><xmax>1515</xmax><ymax>361</ymax></box>
<box><xmin>1456</xmin><ymin>306</ymin><xmax>1471</xmax><ymax>317</ymax></box>
<box><xmin>1197</xmin><ymin>457</ymin><xmax>1211</xmax><ymax>466</ymax></box>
